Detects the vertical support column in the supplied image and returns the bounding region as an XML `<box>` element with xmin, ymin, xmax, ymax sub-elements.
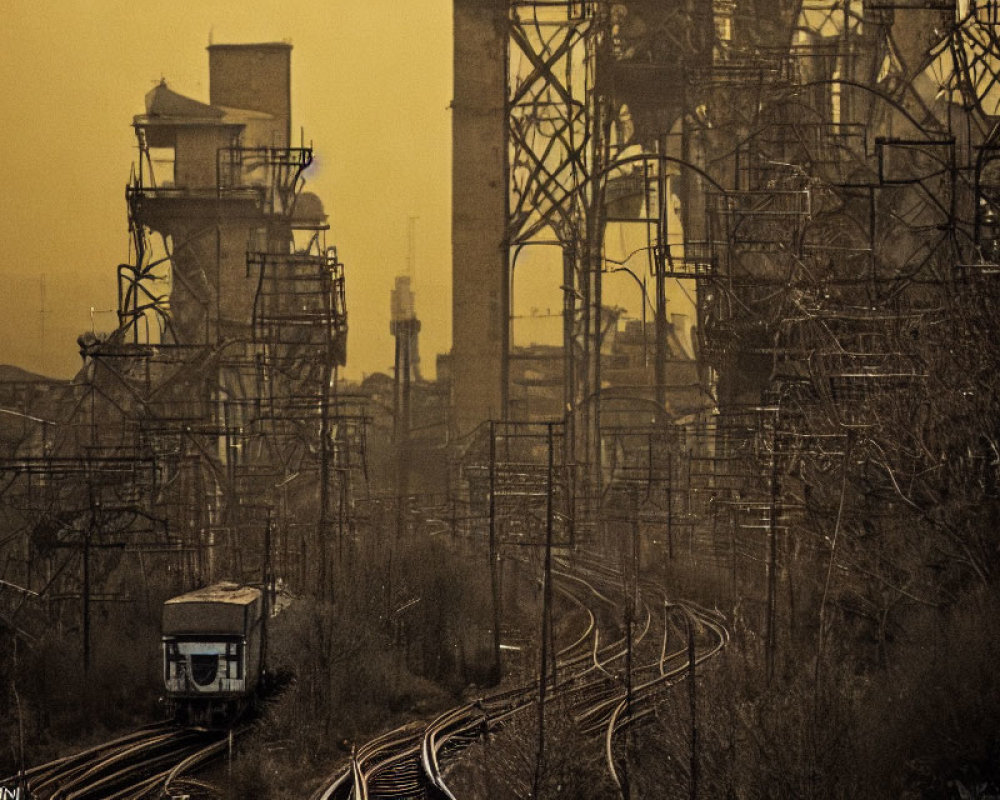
<box><xmin>452</xmin><ymin>0</ymin><xmax>508</xmax><ymax>434</ymax></box>
<box><xmin>588</xmin><ymin>104</ymin><xmax>607</xmax><ymax>496</ymax></box>
<box><xmin>688</xmin><ymin>612</ymin><xmax>698</xmax><ymax>800</ymax></box>
<box><xmin>262</xmin><ymin>509</ymin><xmax>273</xmax><ymax>676</ymax></box>
<box><xmin>765</xmin><ymin>408</ymin><xmax>780</xmax><ymax>685</ymax></box>
<box><xmin>655</xmin><ymin>154</ymin><xmax>669</xmax><ymax>417</ymax></box>
<box><xmin>489</xmin><ymin>420</ymin><xmax>502</xmax><ymax>682</ymax></box>
<box><xmin>319</xmin><ymin>358</ymin><xmax>332</xmax><ymax>600</ymax></box>
<box><xmin>83</xmin><ymin>523</ymin><xmax>91</xmax><ymax>676</ymax></box>
<box><xmin>534</xmin><ymin>420</ymin><xmax>556</xmax><ymax>796</ymax></box>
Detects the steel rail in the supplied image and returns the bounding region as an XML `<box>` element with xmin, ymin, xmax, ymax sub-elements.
<box><xmin>5</xmin><ymin>723</ymin><xmax>240</xmax><ymax>800</ymax></box>
<box><xmin>325</xmin><ymin>561</ymin><xmax>626</xmax><ymax>800</ymax></box>
<box><xmin>4</xmin><ymin>722</ymin><xmax>173</xmax><ymax>792</ymax></box>
<box><xmin>50</xmin><ymin>733</ymin><xmax>204</xmax><ymax>800</ymax></box>
<box><xmin>428</xmin><ymin>563</ymin><xmax>641</xmax><ymax>798</ymax></box>
<box><xmin>603</xmin><ymin>604</ymin><xmax>730</xmax><ymax>794</ymax></box>
<box><xmin>161</xmin><ymin>727</ymin><xmax>248</xmax><ymax>798</ymax></box>
<box><xmin>320</xmin><ymin>553</ymin><xmax>649</xmax><ymax>800</ymax></box>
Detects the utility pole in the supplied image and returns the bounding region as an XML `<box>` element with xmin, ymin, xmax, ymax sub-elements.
<box><xmin>666</xmin><ymin>450</ymin><xmax>674</xmax><ymax>560</ymax></box>
<box><xmin>52</xmin><ymin>493</ymin><xmax>123</xmax><ymax>678</ymax></box>
<box><xmin>688</xmin><ymin>611</ymin><xmax>698</xmax><ymax>800</ymax></box>
<box><xmin>488</xmin><ymin>421</ymin><xmax>501</xmax><ymax>682</ymax></box>
<box><xmin>83</xmin><ymin>523</ymin><xmax>91</xmax><ymax>676</ymax></box>
<box><xmin>318</xmin><ymin>358</ymin><xmax>332</xmax><ymax>601</ymax></box>
<box><xmin>262</xmin><ymin>508</ymin><xmax>273</xmax><ymax>677</ymax></box>
<box><xmin>621</xmin><ymin>487</ymin><xmax>641</xmax><ymax>799</ymax></box>
<box><xmin>533</xmin><ymin>422</ymin><xmax>556</xmax><ymax>797</ymax></box>
<box><xmin>83</xmin><ymin>484</ymin><xmax>99</xmax><ymax>677</ymax></box>
<box><xmin>655</xmin><ymin>146</ymin><xmax>669</xmax><ymax>419</ymax></box>
<box><xmin>765</xmin><ymin>408</ymin><xmax>781</xmax><ymax>685</ymax></box>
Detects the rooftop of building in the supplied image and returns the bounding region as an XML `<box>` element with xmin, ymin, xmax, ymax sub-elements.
<box><xmin>134</xmin><ymin>80</ymin><xmax>276</xmax><ymax>130</ymax></box>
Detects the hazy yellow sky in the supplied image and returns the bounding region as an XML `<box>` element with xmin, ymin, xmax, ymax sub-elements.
<box><xmin>0</xmin><ymin>0</ymin><xmax>453</xmax><ymax>380</ymax></box>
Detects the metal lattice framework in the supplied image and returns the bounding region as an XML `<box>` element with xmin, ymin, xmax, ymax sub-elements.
<box><xmin>0</xmin><ymin>113</ymin><xmax>361</xmax><ymax>636</ymax></box>
<box><xmin>506</xmin><ymin>1</ymin><xmax>607</xmax><ymax>481</ymax></box>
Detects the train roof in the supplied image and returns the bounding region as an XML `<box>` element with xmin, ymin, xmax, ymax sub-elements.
<box><xmin>163</xmin><ymin>582</ymin><xmax>263</xmax><ymax>636</ymax></box>
<box><xmin>164</xmin><ymin>582</ymin><xmax>261</xmax><ymax>607</ymax></box>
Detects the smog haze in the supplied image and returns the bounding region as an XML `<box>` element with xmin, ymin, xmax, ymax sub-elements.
<box><xmin>0</xmin><ymin>0</ymin><xmax>453</xmax><ymax>380</ymax></box>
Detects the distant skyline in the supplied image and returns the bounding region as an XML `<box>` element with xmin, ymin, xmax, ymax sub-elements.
<box><xmin>0</xmin><ymin>1</ymin><xmax>453</xmax><ymax>380</ymax></box>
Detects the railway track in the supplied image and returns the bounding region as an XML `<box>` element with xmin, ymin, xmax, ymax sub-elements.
<box><xmin>560</xmin><ymin>550</ymin><xmax>731</xmax><ymax>793</ymax></box>
<box><xmin>1</xmin><ymin>722</ymin><xmax>247</xmax><ymax>800</ymax></box>
<box><xmin>310</xmin><ymin>542</ymin><xmax>727</xmax><ymax>800</ymax></box>
<box><xmin>309</xmin><ymin>566</ymin><xmax>621</xmax><ymax>800</ymax></box>
<box><xmin>600</xmin><ymin>600</ymin><xmax>729</xmax><ymax>792</ymax></box>
<box><xmin>424</xmin><ymin>559</ymin><xmax>728</xmax><ymax>798</ymax></box>
<box><xmin>6</xmin><ymin>555</ymin><xmax>725</xmax><ymax>800</ymax></box>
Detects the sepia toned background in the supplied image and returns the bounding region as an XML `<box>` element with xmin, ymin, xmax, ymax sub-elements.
<box><xmin>0</xmin><ymin>0</ymin><xmax>453</xmax><ymax>380</ymax></box>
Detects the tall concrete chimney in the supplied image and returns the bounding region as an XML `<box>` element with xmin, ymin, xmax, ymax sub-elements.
<box><xmin>452</xmin><ymin>0</ymin><xmax>507</xmax><ymax>434</ymax></box>
<box><xmin>207</xmin><ymin>42</ymin><xmax>292</xmax><ymax>147</ymax></box>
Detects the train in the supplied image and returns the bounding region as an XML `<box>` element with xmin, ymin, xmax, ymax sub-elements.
<box><xmin>161</xmin><ymin>582</ymin><xmax>265</xmax><ymax>727</ymax></box>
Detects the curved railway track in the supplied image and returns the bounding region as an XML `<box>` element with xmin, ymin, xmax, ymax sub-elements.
<box><xmin>601</xmin><ymin>600</ymin><xmax>729</xmax><ymax>793</ymax></box>
<box><xmin>311</xmin><ymin>547</ymin><xmax>728</xmax><ymax>800</ymax></box>
<box><xmin>309</xmin><ymin>566</ymin><xmax>623</xmax><ymax>800</ymax></box>
<box><xmin>5</xmin><ymin>554</ymin><xmax>726</xmax><ymax>800</ymax></box>
<box><xmin>2</xmin><ymin>722</ymin><xmax>247</xmax><ymax>800</ymax></box>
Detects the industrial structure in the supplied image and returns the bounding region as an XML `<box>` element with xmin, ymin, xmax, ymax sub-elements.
<box><xmin>2</xmin><ymin>5</ymin><xmax>1000</xmax><ymax>792</ymax></box>
<box><xmin>2</xmin><ymin>3</ymin><xmax>998</xmax><ymax>667</ymax></box>
<box><xmin>0</xmin><ymin>44</ymin><xmax>359</xmax><ymax>659</ymax></box>
<box><xmin>449</xmin><ymin>0</ymin><xmax>1000</xmax><ymax>678</ymax></box>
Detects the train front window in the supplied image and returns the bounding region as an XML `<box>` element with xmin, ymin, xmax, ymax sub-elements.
<box><xmin>191</xmin><ymin>654</ymin><xmax>218</xmax><ymax>686</ymax></box>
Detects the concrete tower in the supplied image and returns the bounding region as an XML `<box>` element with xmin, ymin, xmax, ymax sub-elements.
<box><xmin>451</xmin><ymin>0</ymin><xmax>507</xmax><ymax>435</ymax></box>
